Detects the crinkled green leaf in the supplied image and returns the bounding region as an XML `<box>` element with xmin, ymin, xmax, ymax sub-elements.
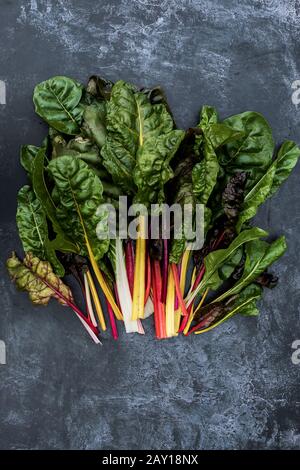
<box><xmin>134</xmin><ymin>129</ymin><xmax>184</xmax><ymax>204</ymax></box>
<box><xmin>16</xmin><ymin>185</ymin><xmax>48</xmax><ymax>257</ymax></box>
<box><xmin>48</xmin><ymin>156</ymin><xmax>109</xmax><ymax>261</ymax></box>
<box><xmin>101</xmin><ymin>80</ymin><xmax>184</xmax><ymax>201</ymax></box>
<box><xmin>192</xmin><ymin>138</ymin><xmax>219</xmax><ymax>205</ymax></box>
<box><xmin>221</xmin><ymin>111</ymin><xmax>275</xmax><ymax>188</ymax></box>
<box><xmin>33</xmin><ymin>76</ymin><xmax>83</xmax><ymax>135</ymax></box>
<box><xmin>32</xmin><ymin>149</ymin><xmax>78</xmax><ymax>256</ymax></box>
<box><xmin>7</xmin><ymin>252</ymin><xmax>73</xmax><ymax>306</ymax></box>
<box><xmin>16</xmin><ymin>185</ymin><xmax>65</xmax><ymax>276</ymax></box>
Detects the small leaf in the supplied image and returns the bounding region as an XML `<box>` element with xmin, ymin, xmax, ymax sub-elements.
<box><xmin>82</xmin><ymin>102</ymin><xmax>107</xmax><ymax>148</ymax></box>
<box><xmin>20</xmin><ymin>145</ymin><xmax>40</xmax><ymax>177</ymax></box>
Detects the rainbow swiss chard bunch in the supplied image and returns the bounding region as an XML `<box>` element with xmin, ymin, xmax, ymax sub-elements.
<box><xmin>7</xmin><ymin>75</ymin><xmax>300</xmax><ymax>343</ymax></box>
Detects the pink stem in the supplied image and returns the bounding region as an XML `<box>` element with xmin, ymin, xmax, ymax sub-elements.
<box><xmin>161</xmin><ymin>239</ymin><xmax>168</xmax><ymax>303</ymax></box>
<box><xmin>106</xmin><ymin>299</ymin><xmax>118</xmax><ymax>340</ymax></box>
<box><xmin>174</xmin><ymin>260</ymin><xmax>182</xmax><ymax>310</ymax></box>
<box><xmin>42</xmin><ymin>277</ymin><xmax>98</xmax><ymax>335</ymax></box>
<box><xmin>125</xmin><ymin>240</ymin><xmax>134</xmax><ymax>296</ymax></box>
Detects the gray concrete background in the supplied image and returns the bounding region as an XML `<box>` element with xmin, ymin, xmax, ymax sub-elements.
<box><xmin>0</xmin><ymin>0</ymin><xmax>300</xmax><ymax>450</ymax></box>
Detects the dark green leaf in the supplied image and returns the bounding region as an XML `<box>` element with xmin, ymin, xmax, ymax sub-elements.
<box><xmin>16</xmin><ymin>185</ymin><xmax>65</xmax><ymax>276</ymax></box>
<box><xmin>214</xmin><ymin>236</ymin><xmax>286</xmax><ymax>302</ymax></box>
<box><xmin>20</xmin><ymin>145</ymin><xmax>40</xmax><ymax>177</ymax></box>
<box><xmin>33</xmin><ymin>76</ymin><xmax>83</xmax><ymax>135</ymax></box>
<box><xmin>48</xmin><ymin>156</ymin><xmax>109</xmax><ymax>261</ymax></box>
<box><xmin>82</xmin><ymin>102</ymin><xmax>107</xmax><ymax>148</ymax></box>
<box><xmin>268</xmin><ymin>140</ymin><xmax>300</xmax><ymax>197</ymax></box>
<box><xmin>221</xmin><ymin>111</ymin><xmax>274</xmax><ymax>188</ymax></box>
<box><xmin>101</xmin><ymin>80</ymin><xmax>184</xmax><ymax>201</ymax></box>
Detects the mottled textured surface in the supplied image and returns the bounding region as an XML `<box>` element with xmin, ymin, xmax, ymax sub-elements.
<box><xmin>0</xmin><ymin>0</ymin><xmax>300</xmax><ymax>450</ymax></box>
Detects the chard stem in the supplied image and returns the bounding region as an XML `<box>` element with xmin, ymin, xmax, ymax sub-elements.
<box><xmin>86</xmin><ymin>270</ymin><xmax>107</xmax><ymax>331</ymax></box>
<box><xmin>184</xmin><ymin>288</ymin><xmax>209</xmax><ymax>335</ymax></box>
<box><xmin>165</xmin><ymin>266</ymin><xmax>175</xmax><ymax>337</ymax></box>
<box><xmin>84</xmin><ymin>272</ymin><xmax>98</xmax><ymax>328</ymax></box>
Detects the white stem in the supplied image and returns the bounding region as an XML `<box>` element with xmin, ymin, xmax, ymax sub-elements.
<box><xmin>84</xmin><ymin>272</ymin><xmax>98</xmax><ymax>328</ymax></box>
<box><xmin>144</xmin><ymin>297</ymin><xmax>154</xmax><ymax>318</ymax></box>
<box><xmin>73</xmin><ymin>311</ymin><xmax>101</xmax><ymax>344</ymax></box>
<box><xmin>115</xmin><ymin>238</ymin><xmax>141</xmax><ymax>333</ymax></box>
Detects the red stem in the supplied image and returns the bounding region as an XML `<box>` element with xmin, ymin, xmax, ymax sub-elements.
<box><xmin>174</xmin><ymin>261</ymin><xmax>181</xmax><ymax>310</ymax></box>
<box><xmin>106</xmin><ymin>299</ymin><xmax>118</xmax><ymax>340</ymax></box>
<box><xmin>42</xmin><ymin>277</ymin><xmax>98</xmax><ymax>335</ymax></box>
<box><xmin>152</xmin><ymin>260</ymin><xmax>166</xmax><ymax>339</ymax></box>
<box><xmin>125</xmin><ymin>240</ymin><xmax>134</xmax><ymax>296</ymax></box>
<box><xmin>151</xmin><ymin>262</ymin><xmax>160</xmax><ymax>338</ymax></box>
<box><xmin>179</xmin><ymin>231</ymin><xmax>225</xmax><ymax>334</ymax></box>
<box><xmin>171</xmin><ymin>263</ymin><xmax>189</xmax><ymax>318</ymax></box>
<box><xmin>161</xmin><ymin>239</ymin><xmax>168</xmax><ymax>303</ymax></box>
<box><xmin>191</xmin><ymin>264</ymin><xmax>206</xmax><ymax>291</ymax></box>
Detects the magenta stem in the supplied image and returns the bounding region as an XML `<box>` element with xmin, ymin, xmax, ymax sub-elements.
<box><xmin>41</xmin><ymin>277</ymin><xmax>99</xmax><ymax>335</ymax></box>
<box><xmin>161</xmin><ymin>238</ymin><xmax>168</xmax><ymax>303</ymax></box>
<box><xmin>106</xmin><ymin>299</ymin><xmax>118</xmax><ymax>340</ymax></box>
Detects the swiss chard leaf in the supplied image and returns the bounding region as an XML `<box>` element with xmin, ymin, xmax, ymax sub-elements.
<box><xmin>215</xmin><ymin>236</ymin><xmax>286</xmax><ymax>302</ymax></box>
<box><xmin>20</xmin><ymin>145</ymin><xmax>40</xmax><ymax>178</ymax></box>
<box><xmin>221</xmin><ymin>111</ymin><xmax>275</xmax><ymax>189</ymax></box>
<box><xmin>16</xmin><ymin>185</ymin><xmax>48</xmax><ymax>257</ymax></box>
<box><xmin>82</xmin><ymin>102</ymin><xmax>107</xmax><ymax>148</ymax></box>
<box><xmin>194</xmin><ymin>283</ymin><xmax>263</xmax><ymax>334</ymax></box>
<box><xmin>7</xmin><ymin>252</ymin><xmax>73</xmax><ymax>306</ymax></box>
<box><xmin>237</xmin><ymin>141</ymin><xmax>300</xmax><ymax>231</ymax></box>
<box><xmin>33</xmin><ymin>76</ymin><xmax>83</xmax><ymax>135</ymax></box>
<box><xmin>101</xmin><ymin>80</ymin><xmax>184</xmax><ymax>201</ymax></box>
<box><xmin>48</xmin><ymin>156</ymin><xmax>109</xmax><ymax>261</ymax></box>
<box><xmin>189</xmin><ymin>226</ymin><xmax>268</xmax><ymax>300</ymax></box>
<box><xmin>32</xmin><ymin>149</ymin><xmax>78</xmax><ymax>255</ymax></box>
<box><xmin>192</xmin><ymin>138</ymin><xmax>219</xmax><ymax>206</ymax></box>
<box><xmin>16</xmin><ymin>185</ymin><xmax>65</xmax><ymax>276</ymax></box>
<box><xmin>268</xmin><ymin>140</ymin><xmax>300</xmax><ymax>197</ymax></box>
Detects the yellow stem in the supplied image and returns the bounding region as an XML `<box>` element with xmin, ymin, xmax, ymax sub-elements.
<box><xmin>174</xmin><ymin>250</ymin><xmax>190</xmax><ymax>332</ymax></box>
<box><xmin>86</xmin><ymin>270</ymin><xmax>106</xmax><ymax>331</ymax></box>
<box><xmin>86</xmin><ymin>239</ymin><xmax>123</xmax><ymax>321</ymax></box>
<box><xmin>138</xmin><ymin>216</ymin><xmax>146</xmax><ymax>318</ymax></box>
<box><xmin>180</xmin><ymin>250</ymin><xmax>191</xmax><ymax>294</ymax></box>
<box><xmin>132</xmin><ymin>215</ymin><xmax>146</xmax><ymax>320</ymax></box>
<box><xmin>165</xmin><ymin>267</ymin><xmax>175</xmax><ymax>337</ymax></box>
<box><xmin>70</xmin><ymin>188</ymin><xmax>122</xmax><ymax>321</ymax></box>
<box><xmin>183</xmin><ymin>288</ymin><xmax>209</xmax><ymax>335</ymax></box>
<box><xmin>132</xmin><ymin>233</ymin><xmax>141</xmax><ymax>321</ymax></box>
